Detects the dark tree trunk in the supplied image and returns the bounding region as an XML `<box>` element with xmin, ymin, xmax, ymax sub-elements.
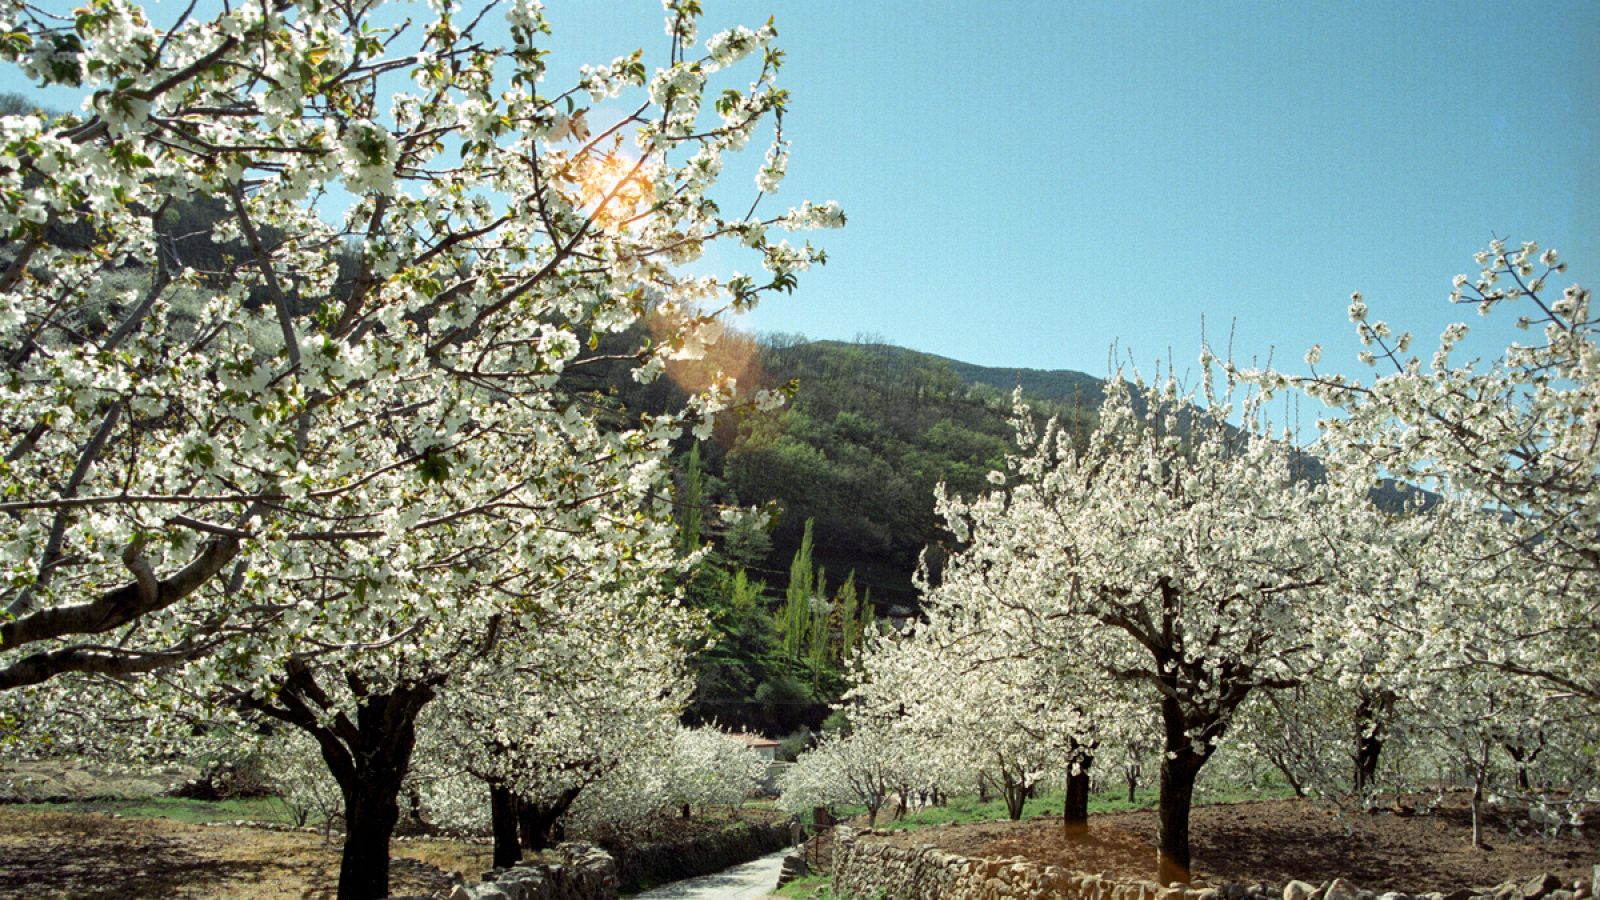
<box><xmin>490</xmin><ymin>784</ymin><xmax>521</xmax><ymax>869</ymax></box>
<box><xmin>340</xmin><ymin>782</ymin><xmax>401</xmax><ymax>899</ymax></box>
<box><xmin>516</xmin><ymin>786</ymin><xmax>582</xmax><ymax>852</ymax></box>
<box><xmin>1064</xmin><ymin>758</ymin><xmax>1092</xmax><ymax>831</ymax></box>
<box><xmin>1001</xmin><ymin>773</ymin><xmax>1028</xmax><ymax>821</ymax></box>
<box><xmin>331</xmin><ymin>686</ymin><xmax>432</xmax><ymax>900</ymax></box>
<box><xmin>1353</xmin><ymin>691</ymin><xmax>1392</xmax><ymax>793</ymax></box>
<box><xmin>1504</xmin><ymin>744</ymin><xmax>1534</xmax><ymax>791</ymax></box>
<box><xmin>246</xmin><ymin>667</ymin><xmax>436</xmax><ymax>900</ymax></box>
<box><xmin>1157</xmin><ymin>748</ymin><xmax>1203</xmax><ymax>885</ymax></box>
<box><xmin>1155</xmin><ymin>679</ymin><xmax>1223</xmax><ymax>887</ymax></box>
<box><xmin>1125</xmin><ymin>764</ymin><xmax>1139</xmax><ymax>804</ymax></box>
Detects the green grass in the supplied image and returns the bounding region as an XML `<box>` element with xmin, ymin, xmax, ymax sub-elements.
<box><xmin>10</xmin><ymin>795</ymin><xmax>306</xmax><ymax>826</ymax></box>
<box><xmin>775</xmin><ymin>875</ymin><xmax>849</xmax><ymax>898</ymax></box>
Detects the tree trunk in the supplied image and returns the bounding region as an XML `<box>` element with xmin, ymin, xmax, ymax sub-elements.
<box><xmin>1353</xmin><ymin>691</ymin><xmax>1391</xmax><ymax>793</ymax></box>
<box><xmin>490</xmin><ymin>784</ymin><xmax>521</xmax><ymax>869</ymax></box>
<box><xmin>1001</xmin><ymin>773</ymin><xmax>1028</xmax><ymax>821</ymax></box>
<box><xmin>1064</xmin><ymin>755</ymin><xmax>1092</xmax><ymax>832</ymax></box>
<box><xmin>1470</xmin><ymin>775</ymin><xmax>1484</xmax><ymax>849</ymax></box>
<box><xmin>1157</xmin><ymin>750</ymin><xmax>1203</xmax><ymax>885</ymax></box>
<box><xmin>244</xmin><ymin>668</ymin><xmax>436</xmax><ymax>900</ymax></box>
<box><xmin>340</xmin><ymin>779</ymin><xmax>402</xmax><ymax>900</ymax></box>
<box><xmin>1125</xmin><ymin>765</ymin><xmax>1139</xmax><ymax>804</ymax></box>
<box><xmin>341</xmin><ymin>689</ymin><xmax>432</xmax><ymax>899</ymax></box>
<box><xmin>1155</xmin><ymin>682</ymin><xmax>1221</xmax><ymax>887</ymax></box>
<box><xmin>517</xmin><ymin>787</ymin><xmax>582</xmax><ymax>852</ymax></box>
<box><xmin>1504</xmin><ymin>744</ymin><xmax>1532</xmax><ymax>791</ymax></box>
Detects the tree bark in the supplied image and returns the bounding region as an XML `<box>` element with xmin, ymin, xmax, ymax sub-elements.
<box><xmin>516</xmin><ymin>786</ymin><xmax>581</xmax><ymax>852</ymax></box>
<box><xmin>324</xmin><ymin>687</ymin><xmax>432</xmax><ymax>899</ymax></box>
<box><xmin>246</xmin><ymin>670</ymin><xmax>435</xmax><ymax>900</ymax></box>
<box><xmin>340</xmin><ymin>776</ymin><xmax>403</xmax><ymax>900</ymax></box>
<box><xmin>1155</xmin><ymin>681</ymin><xmax>1221</xmax><ymax>887</ymax></box>
<box><xmin>1064</xmin><ymin>757</ymin><xmax>1092</xmax><ymax>831</ymax></box>
<box><xmin>490</xmin><ymin>784</ymin><xmax>521</xmax><ymax>869</ymax></box>
<box><xmin>1353</xmin><ymin>690</ymin><xmax>1392</xmax><ymax>793</ymax></box>
<box><xmin>1001</xmin><ymin>772</ymin><xmax>1028</xmax><ymax>821</ymax></box>
<box><xmin>1157</xmin><ymin>749</ymin><xmax>1203</xmax><ymax>885</ymax></box>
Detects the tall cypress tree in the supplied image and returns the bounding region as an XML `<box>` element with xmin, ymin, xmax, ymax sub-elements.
<box><xmin>782</xmin><ymin>519</ymin><xmax>816</xmax><ymax>659</ymax></box>
<box><xmin>676</xmin><ymin>443</ymin><xmax>705</xmax><ymax>559</ymax></box>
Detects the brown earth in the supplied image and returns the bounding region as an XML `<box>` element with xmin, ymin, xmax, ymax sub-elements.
<box><xmin>0</xmin><ymin>808</ymin><xmax>489</xmax><ymax>898</ymax></box>
<box><xmin>870</xmin><ymin>797</ymin><xmax>1599</xmax><ymax>893</ymax></box>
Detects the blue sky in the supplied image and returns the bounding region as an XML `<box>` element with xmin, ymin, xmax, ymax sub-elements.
<box><xmin>543</xmin><ymin>0</ymin><xmax>1598</xmax><ymax>380</ymax></box>
<box><xmin>14</xmin><ymin>0</ymin><xmax>1597</xmax><ymax>381</ymax></box>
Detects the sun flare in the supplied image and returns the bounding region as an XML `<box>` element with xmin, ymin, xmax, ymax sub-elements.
<box><xmin>571</xmin><ymin>152</ymin><xmax>654</xmax><ymax>228</ymax></box>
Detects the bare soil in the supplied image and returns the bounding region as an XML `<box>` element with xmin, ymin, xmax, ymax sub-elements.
<box><xmin>0</xmin><ymin>808</ymin><xmax>489</xmax><ymax>898</ymax></box>
<box><xmin>872</xmin><ymin>797</ymin><xmax>1598</xmax><ymax>892</ymax></box>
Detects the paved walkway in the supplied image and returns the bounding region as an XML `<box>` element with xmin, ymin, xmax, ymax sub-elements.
<box><xmin>632</xmin><ymin>849</ymin><xmax>791</xmax><ymax>899</ymax></box>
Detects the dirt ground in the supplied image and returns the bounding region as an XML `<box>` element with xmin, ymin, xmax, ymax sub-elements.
<box><xmin>0</xmin><ymin>808</ymin><xmax>490</xmax><ymax>898</ymax></box>
<box><xmin>872</xmin><ymin>797</ymin><xmax>1599</xmax><ymax>892</ymax></box>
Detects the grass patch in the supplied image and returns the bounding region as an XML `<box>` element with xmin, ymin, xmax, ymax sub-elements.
<box><xmin>9</xmin><ymin>796</ymin><xmax>304</xmax><ymax>826</ymax></box>
<box><xmin>775</xmin><ymin>873</ymin><xmax>838</xmax><ymax>897</ymax></box>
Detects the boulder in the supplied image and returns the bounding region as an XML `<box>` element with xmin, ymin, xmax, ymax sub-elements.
<box><xmin>1285</xmin><ymin>881</ymin><xmax>1317</xmax><ymax>900</ymax></box>
<box><xmin>1325</xmin><ymin>880</ymin><xmax>1362</xmax><ymax>900</ymax></box>
<box><xmin>1525</xmin><ymin>877</ymin><xmax>1565</xmax><ymax>900</ymax></box>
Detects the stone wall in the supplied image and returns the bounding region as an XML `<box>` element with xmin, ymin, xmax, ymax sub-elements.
<box><xmin>830</xmin><ymin>827</ymin><xmax>1597</xmax><ymax>900</ymax></box>
<box><xmin>450</xmin><ymin>841</ymin><xmax>618</xmax><ymax>900</ymax></box>
<box><xmin>604</xmin><ymin>820</ymin><xmax>792</xmax><ymax>893</ymax></box>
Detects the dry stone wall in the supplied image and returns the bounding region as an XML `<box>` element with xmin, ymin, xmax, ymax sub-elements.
<box><xmin>830</xmin><ymin>827</ymin><xmax>1597</xmax><ymax>900</ymax></box>
<box><xmin>604</xmin><ymin>819</ymin><xmax>791</xmax><ymax>892</ymax></box>
<box><xmin>450</xmin><ymin>841</ymin><xmax>618</xmax><ymax>900</ymax></box>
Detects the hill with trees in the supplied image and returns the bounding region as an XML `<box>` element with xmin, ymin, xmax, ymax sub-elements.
<box><xmin>661</xmin><ymin>336</ymin><xmax>1105</xmax><ymax>736</ymax></box>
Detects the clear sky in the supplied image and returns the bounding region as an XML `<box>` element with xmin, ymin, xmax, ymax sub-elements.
<box><xmin>14</xmin><ymin>0</ymin><xmax>1597</xmax><ymax>381</ymax></box>
<box><xmin>544</xmin><ymin>0</ymin><xmax>1599</xmax><ymax>380</ymax></box>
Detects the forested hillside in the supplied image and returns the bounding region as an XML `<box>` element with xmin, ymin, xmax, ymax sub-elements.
<box><xmin>661</xmin><ymin>336</ymin><xmax>1104</xmax><ymax>736</ymax></box>
<box><xmin>716</xmin><ymin>338</ymin><xmax>1100</xmax><ymax>604</ymax></box>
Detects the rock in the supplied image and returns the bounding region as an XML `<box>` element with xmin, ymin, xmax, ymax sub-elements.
<box><xmin>447</xmin><ymin>887</ymin><xmax>473</xmax><ymax>900</ymax></box>
<box><xmin>1526</xmin><ymin>876</ymin><xmax>1564</xmax><ymax>900</ymax></box>
<box><xmin>1325</xmin><ymin>880</ymin><xmax>1363</xmax><ymax>900</ymax></box>
<box><xmin>1286</xmin><ymin>881</ymin><xmax>1318</xmax><ymax>900</ymax></box>
<box><xmin>1443</xmin><ymin>891</ymin><xmax>1477</xmax><ymax>900</ymax></box>
<box><xmin>1378</xmin><ymin>893</ymin><xmax>1412</xmax><ymax>900</ymax></box>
